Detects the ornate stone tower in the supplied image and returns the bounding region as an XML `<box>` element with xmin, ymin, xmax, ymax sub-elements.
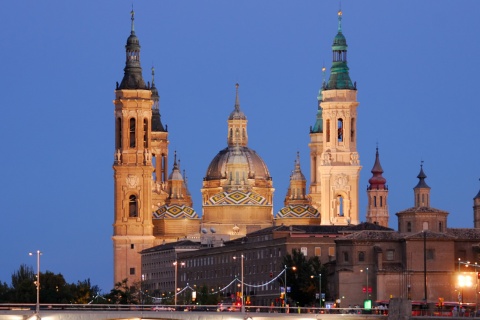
<box><xmin>201</xmin><ymin>84</ymin><xmax>274</xmax><ymax>238</ymax></box>
<box><xmin>366</xmin><ymin>148</ymin><xmax>389</xmax><ymax>227</ymax></box>
<box><xmin>275</xmin><ymin>153</ymin><xmax>320</xmax><ymax>226</ymax></box>
<box><xmin>112</xmin><ymin>11</ymin><xmax>156</xmax><ymax>285</ymax></box>
<box><xmin>308</xmin><ymin>67</ymin><xmax>326</xmax><ymax>214</ymax></box>
<box><xmin>474</xmin><ymin>180</ymin><xmax>480</xmax><ymax>228</ymax></box>
<box><xmin>316</xmin><ymin>10</ymin><xmax>361</xmax><ymax>225</ymax></box>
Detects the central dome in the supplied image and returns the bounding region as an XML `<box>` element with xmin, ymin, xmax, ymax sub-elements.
<box><xmin>204</xmin><ymin>146</ymin><xmax>271</xmax><ymax>181</ymax></box>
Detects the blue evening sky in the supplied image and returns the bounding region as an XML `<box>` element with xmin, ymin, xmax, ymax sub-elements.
<box><xmin>0</xmin><ymin>1</ymin><xmax>479</xmax><ymax>293</ymax></box>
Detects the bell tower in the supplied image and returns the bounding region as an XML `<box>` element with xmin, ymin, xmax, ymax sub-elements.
<box><xmin>366</xmin><ymin>147</ymin><xmax>389</xmax><ymax>227</ymax></box>
<box><xmin>317</xmin><ymin>10</ymin><xmax>361</xmax><ymax>225</ymax></box>
<box><xmin>112</xmin><ymin>10</ymin><xmax>155</xmax><ymax>286</ymax></box>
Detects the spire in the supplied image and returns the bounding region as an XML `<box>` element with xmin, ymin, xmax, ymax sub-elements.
<box><xmin>229</xmin><ymin>83</ymin><xmax>246</xmax><ymax>120</ymax></box>
<box><xmin>151</xmin><ymin>66</ymin><xmax>166</xmax><ymax>132</ymax></box>
<box><xmin>290</xmin><ymin>152</ymin><xmax>306</xmax><ymax>181</ymax></box>
<box><xmin>368</xmin><ymin>147</ymin><xmax>387</xmax><ymax>190</ymax></box>
<box><xmin>168</xmin><ymin>151</ymin><xmax>183</xmax><ymax>181</ymax></box>
<box><xmin>414</xmin><ymin>161</ymin><xmax>430</xmax><ymax>189</ymax></box>
<box><xmin>118</xmin><ymin>9</ymin><xmax>147</xmax><ymax>90</ymax></box>
<box><xmin>325</xmin><ymin>10</ymin><xmax>355</xmax><ymax>90</ymax></box>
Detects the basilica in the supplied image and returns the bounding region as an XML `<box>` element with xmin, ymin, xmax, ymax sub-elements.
<box><xmin>112</xmin><ymin>9</ymin><xmax>480</xmax><ymax>308</ymax></box>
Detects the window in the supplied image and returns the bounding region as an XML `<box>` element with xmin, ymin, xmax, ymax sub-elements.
<box><xmin>301</xmin><ymin>247</ymin><xmax>308</xmax><ymax>256</ymax></box>
<box><xmin>116</xmin><ymin>118</ymin><xmax>122</xmax><ymax>149</ymax></box>
<box><xmin>343</xmin><ymin>251</ymin><xmax>349</xmax><ymax>262</ymax></box>
<box><xmin>386</xmin><ymin>250</ymin><xmax>394</xmax><ymax>261</ymax></box>
<box><xmin>407</xmin><ymin>222</ymin><xmax>412</xmax><ymax>232</ymax></box>
<box><xmin>129</xmin><ymin>195</ymin><xmax>138</xmax><ymax>217</ymax></box>
<box><xmin>328</xmin><ymin>247</ymin><xmax>335</xmax><ymax>257</ymax></box>
<box><xmin>130</xmin><ymin>244</ymin><xmax>135</xmax><ymax>249</ymax></box>
<box><xmin>380</xmin><ymin>196</ymin><xmax>383</xmax><ymax>207</ymax></box>
<box><xmin>350</xmin><ymin>118</ymin><xmax>355</xmax><ymax>142</ymax></box>
<box><xmin>337</xmin><ymin>118</ymin><xmax>344</xmax><ymax>142</ymax></box>
<box><xmin>439</xmin><ymin>222</ymin><xmax>443</xmax><ymax>232</ymax></box>
<box><xmin>337</xmin><ymin>195</ymin><xmax>344</xmax><ymax>216</ymax></box>
<box><xmin>373</xmin><ymin>196</ymin><xmax>377</xmax><ymax>207</ymax></box>
<box><xmin>426</xmin><ymin>249</ymin><xmax>435</xmax><ymax>260</ymax></box>
<box><xmin>129</xmin><ymin>118</ymin><xmax>136</xmax><ymax>148</ymax></box>
<box><xmin>315</xmin><ymin>247</ymin><xmax>321</xmax><ymax>257</ymax></box>
<box><xmin>358</xmin><ymin>251</ymin><xmax>365</xmax><ymax>262</ymax></box>
<box><xmin>326</xmin><ymin>119</ymin><xmax>330</xmax><ymax>142</ymax></box>
<box><xmin>130</xmin><ymin>268</ymin><xmax>136</xmax><ymax>275</ymax></box>
<box><xmin>143</xmin><ymin>119</ymin><xmax>148</xmax><ymax>148</ymax></box>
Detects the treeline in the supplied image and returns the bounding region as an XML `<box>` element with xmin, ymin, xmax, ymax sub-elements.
<box><xmin>0</xmin><ymin>264</ymin><xmax>100</xmax><ymax>304</ymax></box>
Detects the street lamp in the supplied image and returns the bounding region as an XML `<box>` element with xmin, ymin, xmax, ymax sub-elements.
<box><xmin>173</xmin><ymin>261</ymin><xmax>184</xmax><ymax>306</ymax></box>
<box><xmin>311</xmin><ymin>273</ymin><xmax>322</xmax><ymax>308</ymax></box>
<box><xmin>233</xmin><ymin>254</ymin><xmax>245</xmax><ymax>313</ymax></box>
<box><xmin>284</xmin><ymin>265</ymin><xmax>296</xmax><ymax>307</ymax></box>
<box><xmin>361</xmin><ymin>267</ymin><xmax>369</xmax><ymax>301</ymax></box>
<box><xmin>29</xmin><ymin>250</ymin><xmax>42</xmax><ymax>318</ymax></box>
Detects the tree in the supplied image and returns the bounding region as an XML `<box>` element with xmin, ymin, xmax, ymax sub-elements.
<box><xmin>11</xmin><ymin>264</ymin><xmax>35</xmax><ymax>303</ymax></box>
<box><xmin>283</xmin><ymin>248</ymin><xmax>322</xmax><ymax>307</ymax></box>
<box><xmin>105</xmin><ymin>278</ymin><xmax>139</xmax><ymax>304</ymax></box>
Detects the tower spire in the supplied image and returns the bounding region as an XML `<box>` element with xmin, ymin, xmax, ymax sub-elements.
<box><xmin>118</xmin><ymin>8</ymin><xmax>146</xmax><ymax>90</ymax></box>
<box><xmin>366</xmin><ymin>147</ymin><xmax>389</xmax><ymax>227</ymax></box>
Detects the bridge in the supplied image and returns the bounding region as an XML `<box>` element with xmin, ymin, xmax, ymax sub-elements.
<box><xmin>0</xmin><ymin>304</ymin><xmax>388</xmax><ymax>320</ymax></box>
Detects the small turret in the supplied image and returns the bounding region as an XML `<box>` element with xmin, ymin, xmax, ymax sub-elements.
<box><xmin>414</xmin><ymin>162</ymin><xmax>431</xmax><ymax>207</ymax></box>
<box><xmin>366</xmin><ymin>147</ymin><xmax>389</xmax><ymax>227</ymax></box>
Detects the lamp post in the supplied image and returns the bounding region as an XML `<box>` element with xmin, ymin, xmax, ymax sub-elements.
<box><xmin>366</xmin><ymin>267</ymin><xmax>369</xmax><ymax>301</ymax></box>
<box><xmin>29</xmin><ymin>250</ymin><xmax>42</xmax><ymax>318</ymax></box>
<box><xmin>311</xmin><ymin>273</ymin><xmax>322</xmax><ymax>308</ymax></box>
<box><xmin>233</xmin><ymin>254</ymin><xmax>245</xmax><ymax>313</ymax></box>
<box><xmin>284</xmin><ymin>265</ymin><xmax>296</xmax><ymax>308</ymax></box>
<box><xmin>173</xmin><ymin>261</ymin><xmax>184</xmax><ymax>306</ymax></box>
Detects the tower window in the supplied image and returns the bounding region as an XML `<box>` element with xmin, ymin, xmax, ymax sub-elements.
<box><xmin>337</xmin><ymin>195</ymin><xmax>344</xmax><ymax>216</ymax></box>
<box><xmin>337</xmin><ymin>118</ymin><xmax>344</xmax><ymax>142</ymax></box>
<box><xmin>358</xmin><ymin>251</ymin><xmax>365</xmax><ymax>262</ymax></box>
<box><xmin>343</xmin><ymin>251</ymin><xmax>349</xmax><ymax>262</ymax></box>
<box><xmin>143</xmin><ymin>119</ymin><xmax>148</xmax><ymax>148</ymax></box>
<box><xmin>129</xmin><ymin>118</ymin><xmax>136</xmax><ymax>148</ymax></box>
<box><xmin>439</xmin><ymin>222</ymin><xmax>443</xmax><ymax>232</ymax></box>
<box><xmin>350</xmin><ymin>118</ymin><xmax>355</xmax><ymax>142</ymax></box>
<box><xmin>116</xmin><ymin>118</ymin><xmax>122</xmax><ymax>149</ymax></box>
<box><xmin>129</xmin><ymin>195</ymin><xmax>138</xmax><ymax>217</ymax></box>
<box><xmin>380</xmin><ymin>196</ymin><xmax>383</xmax><ymax>207</ymax></box>
<box><xmin>373</xmin><ymin>196</ymin><xmax>377</xmax><ymax>207</ymax></box>
<box><xmin>326</xmin><ymin>120</ymin><xmax>330</xmax><ymax>142</ymax></box>
<box><xmin>407</xmin><ymin>222</ymin><xmax>412</xmax><ymax>232</ymax></box>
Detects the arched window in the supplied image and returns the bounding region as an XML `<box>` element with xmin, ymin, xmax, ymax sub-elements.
<box><xmin>407</xmin><ymin>222</ymin><xmax>412</xmax><ymax>232</ymax></box>
<box><xmin>350</xmin><ymin>118</ymin><xmax>355</xmax><ymax>142</ymax></box>
<box><xmin>326</xmin><ymin>120</ymin><xmax>331</xmax><ymax>142</ymax></box>
<box><xmin>439</xmin><ymin>222</ymin><xmax>443</xmax><ymax>232</ymax></box>
<box><xmin>116</xmin><ymin>118</ymin><xmax>122</xmax><ymax>149</ymax></box>
<box><xmin>143</xmin><ymin>119</ymin><xmax>148</xmax><ymax>148</ymax></box>
<box><xmin>373</xmin><ymin>196</ymin><xmax>377</xmax><ymax>207</ymax></box>
<box><xmin>380</xmin><ymin>196</ymin><xmax>383</xmax><ymax>207</ymax></box>
<box><xmin>129</xmin><ymin>195</ymin><xmax>138</xmax><ymax>217</ymax></box>
<box><xmin>337</xmin><ymin>195</ymin><xmax>344</xmax><ymax>216</ymax></box>
<box><xmin>358</xmin><ymin>251</ymin><xmax>365</xmax><ymax>262</ymax></box>
<box><xmin>129</xmin><ymin>118</ymin><xmax>136</xmax><ymax>148</ymax></box>
<box><xmin>337</xmin><ymin>118</ymin><xmax>344</xmax><ymax>142</ymax></box>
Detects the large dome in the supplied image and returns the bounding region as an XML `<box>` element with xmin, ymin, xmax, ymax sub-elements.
<box><xmin>204</xmin><ymin>146</ymin><xmax>271</xmax><ymax>181</ymax></box>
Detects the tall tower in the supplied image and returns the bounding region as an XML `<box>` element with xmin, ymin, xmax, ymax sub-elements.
<box><xmin>308</xmin><ymin>67</ymin><xmax>326</xmax><ymax>212</ymax></box>
<box><xmin>112</xmin><ymin>10</ymin><xmax>155</xmax><ymax>285</ymax></box>
<box><xmin>317</xmin><ymin>10</ymin><xmax>361</xmax><ymax>225</ymax></box>
<box><xmin>474</xmin><ymin>179</ymin><xmax>480</xmax><ymax>228</ymax></box>
<box><xmin>366</xmin><ymin>148</ymin><xmax>389</xmax><ymax>227</ymax></box>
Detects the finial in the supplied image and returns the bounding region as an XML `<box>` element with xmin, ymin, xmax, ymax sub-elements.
<box><xmin>421</xmin><ymin>160</ymin><xmax>424</xmax><ymax>168</ymax></box>
<box><xmin>130</xmin><ymin>6</ymin><xmax>135</xmax><ymax>34</ymax></box>
<box><xmin>151</xmin><ymin>66</ymin><xmax>155</xmax><ymax>84</ymax></box>
<box><xmin>174</xmin><ymin>150</ymin><xmax>178</xmax><ymax>166</ymax></box>
<box><xmin>337</xmin><ymin>8</ymin><xmax>343</xmax><ymax>32</ymax></box>
<box><xmin>235</xmin><ymin>83</ymin><xmax>240</xmax><ymax>109</ymax></box>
